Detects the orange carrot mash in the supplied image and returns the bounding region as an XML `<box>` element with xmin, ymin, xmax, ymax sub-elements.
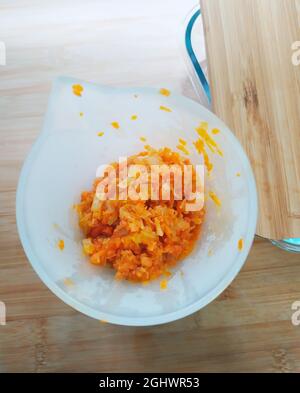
<box><xmin>76</xmin><ymin>147</ymin><xmax>205</xmax><ymax>283</ymax></box>
<box><xmin>160</xmin><ymin>279</ymin><xmax>168</xmax><ymax>290</ymax></box>
<box><xmin>72</xmin><ymin>84</ymin><xmax>83</xmax><ymax>97</ymax></box>
<box><xmin>159</xmin><ymin>106</ymin><xmax>172</xmax><ymax>113</ymax></box>
<box><xmin>111</xmin><ymin>121</ymin><xmax>120</xmax><ymax>129</ymax></box>
<box><xmin>177</xmin><ymin>144</ymin><xmax>190</xmax><ymax>156</ymax></box>
<box><xmin>209</xmin><ymin>191</ymin><xmax>221</xmax><ymax>207</ymax></box>
<box><xmin>238</xmin><ymin>238</ymin><xmax>244</xmax><ymax>251</ymax></box>
<box><xmin>58</xmin><ymin>239</ymin><xmax>65</xmax><ymax>251</ymax></box>
<box><xmin>159</xmin><ymin>88</ymin><xmax>171</xmax><ymax>97</ymax></box>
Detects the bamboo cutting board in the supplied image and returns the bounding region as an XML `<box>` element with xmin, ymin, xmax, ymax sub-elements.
<box><xmin>201</xmin><ymin>0</ymin><xmax>300</xmax><ymax>240</ymax></box>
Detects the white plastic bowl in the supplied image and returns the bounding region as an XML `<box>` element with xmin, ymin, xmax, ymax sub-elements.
<box><xmin>16</xmin><ymin>77</ymin><xmax>257</xmax><ymax>326</ymax></box>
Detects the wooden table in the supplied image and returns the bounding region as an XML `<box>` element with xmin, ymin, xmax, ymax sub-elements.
<box><xmin>1</xmin><ymin>0</ymin><xmax>300</xmax><ymax>373</ymax></box>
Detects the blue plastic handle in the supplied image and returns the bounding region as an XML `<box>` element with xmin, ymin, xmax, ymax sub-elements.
<box><xmin>185</xmin><ymin>9</ymin><xmax>211</xmax><ymax>103</ymax></box>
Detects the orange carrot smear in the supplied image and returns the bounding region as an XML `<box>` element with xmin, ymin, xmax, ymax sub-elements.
<box><xmin>209</xmin><ymin>191</ymin><xmax>221</xmax><ymax>207</ymax></box>
<box><xmin>63</xmin><ymin>278</ymin><xmax>74</xmax><ymax>287</ymax></box>
<box><xmin>177</xmin><ymin>144</ymin><xmax>190</xmax><ymax>156</ymax></box>
<box><xmin>193</xmin><ymin>138</ymin><xmax>213</xmax><ymax>172</ymax></box>
<box><xmin>196</xmin><ymin>125</ymin><xmax>223</xmax><ymax>157</ymax></box>
<box><xmin>238</xmin><ymin>238</ymin><xmax>244</xmax><ymax>251</ymax></box>
<box><xmin>212</xmin><ymin>128</ymin><xmax>220</xmax><ymax>135</ymax></box>
<box><xmin>58</xmin><ymin>239</ymin><xmax>65</xmax><ymax>251</ymax></box>
<box><xmin>159</xmin><ymin>105</ymin><xmax>172</xmax><ymax>113</ymax></box>
<box><xmin>199</xmin><ymin>121</ymin><xmax>209</xmax><ymax>131</ymax></box>
<box><xmin>159</xmin><ymin>88</ymin><xmax>171</xmax><ymax>97</ymax></box>
<box><xmin>111</xmin><ymin>121</ymin><xmax>120</xmax><ymax>129</ymax></box>
<box><xmin>72</xmin><ymin>84</ymin><xmax>83</xmax><ymax>97</ymax></box>
<box><xmin>160</xmin><ymin>280</ymin><xmax>168</xmax><ymax>290</ymax></box>
<box><xmin>204</xmin><ymin>152</ymin><xmax>213</xmax><ymax>172</ymax></box>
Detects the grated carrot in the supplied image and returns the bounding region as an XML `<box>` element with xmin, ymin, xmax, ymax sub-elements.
<box><xmin>212</xmin><ymin>128</ymin><xmax>220</xmax><ymax>135</ymax></box>
<box><xmin>196</xmin><ymin>125</ymin><xmax>223</xmax><ymax>157</ymax></box>
<box><xmin>159</xmin><ymin>105</ymin><xmax>172</xmax><ymax>113</ymax></box>
<box><xmin>63</xmin><ymin>278</ymin><xmax>74</xmax><ymax>287</ymax></box>
<box><xmin>238</xmin><ymin>238</ymin><xmax>244</xmax><ymax>251</ymax></box>
<box><xmin>177</xmin><ymin>144</ymin><xmax>190</xmax><ymax>156</ymax></box>
<box><xmin>58</xmin><ymin>239</ymin><xmax>65</xmax><ymax>251</ymax></box>
<box><xmin>76</xmin><ymin>147</ymin><xmax>205</xmax><ymax>283</ymax></box>
<box><xmin>159</xmin><ymin>88</ymin><xmax>171</xmax><ymax>97</ymax></box>
<box><xmin>160</xmin><ymin>280</ymin><xmax>168</xmax><ymax>290</ymax></box>
<box><xmin>111</xmin><ymin>121</ymin><xmax>120</xmax><ymax>129</ymax></box>
<box><xmin>209</xmin><ymin>191</ymin><xmax>221</xmax><ymax>207</ymax></box>
<box><xmin>72</xmin><ymin>84</ymin><xmax>83</xmax><ymax>97</ymax></box>
<box><xmin>193</xmin><ymin>138</ymin><xmax>214</xmax><ymax>173</ymax></box>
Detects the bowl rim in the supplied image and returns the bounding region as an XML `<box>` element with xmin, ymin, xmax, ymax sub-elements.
<box><xmin>16</xmin><ymin>77</ymin><xmax>258</xmax><ymax>326</ymax></box>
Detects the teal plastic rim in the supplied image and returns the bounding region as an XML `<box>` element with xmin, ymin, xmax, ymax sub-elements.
<box><xmin>185</xmin><ymin>8</ymin><xmax>300</xmax><ymax>253</ymax></box>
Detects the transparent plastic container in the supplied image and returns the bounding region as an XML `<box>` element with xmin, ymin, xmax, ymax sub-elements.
<box><xmin>181</xmin><ymin>6</ymin><xmax>210</xmax><ymax>109</ymax></box>
<box><xmin>183</xmin><ymin>6</ymin><xmax>300</xmax><ymax>253</ymax></box>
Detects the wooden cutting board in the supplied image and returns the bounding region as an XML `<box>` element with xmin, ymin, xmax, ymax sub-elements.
<box><xmin>201</xmin><ymin>0</ymin><xmax>300</xmax><ymax>240</ymax></box>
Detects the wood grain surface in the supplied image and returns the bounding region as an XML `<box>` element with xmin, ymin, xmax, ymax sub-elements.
<box><xmin>0</xmin><ymin>0</ymin><xmax>300</xmax><ymax>373</ymax></box>
<box><xmin>201</xmin><ymin>0</ymin><xmax>300</xmax><ymax>240</ymax></box>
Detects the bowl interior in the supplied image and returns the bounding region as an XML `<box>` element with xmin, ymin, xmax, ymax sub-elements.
<box><xmin>17</xmin><ymin>77</ymin><xmax>257</xmax><ymax>325</ymax></box>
